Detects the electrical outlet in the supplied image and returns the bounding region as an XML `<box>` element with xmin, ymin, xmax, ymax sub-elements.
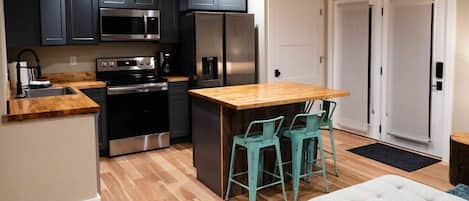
<box><xmin>70</xmin><ymin>56</ymin><xmax>77</xmax><ymax>66</ymax></box>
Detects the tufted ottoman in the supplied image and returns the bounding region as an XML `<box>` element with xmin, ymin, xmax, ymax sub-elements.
<box><xmin>309</xmin><ymin>175</ymin><xmax>466</xmax><ymax>201</ymax></box>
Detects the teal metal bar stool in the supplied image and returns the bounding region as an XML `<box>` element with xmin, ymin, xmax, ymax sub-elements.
<box><xmin>304</xmin><ymin>100</ymin><xmax>340</xmax><ymax>177</ymax></box>
<box><xmin>225</xmin><ymin>116</ymin><xmax>287</xmax><ymax>201</ymax></box>
<box><xmin>280</xmin><ymin>111</ymin><xmax>329</xmax><ymax>201</ymax></box>
<box><xmin>320</xmin><ymin>100</ymin><xmax>339</xmax><ymax>176</ymax></box>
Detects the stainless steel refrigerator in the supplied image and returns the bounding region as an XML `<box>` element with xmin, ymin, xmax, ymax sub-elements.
<box><xmin>181</xmin><ymin>12</ymin><xmax>257</xmax><ymax>88</ymax></box>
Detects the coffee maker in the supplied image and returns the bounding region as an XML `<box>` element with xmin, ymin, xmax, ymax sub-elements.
<box><xmin>158</xmin><ymin>51</ymin><xmax>174</xmax><ymax>76</ymax></box>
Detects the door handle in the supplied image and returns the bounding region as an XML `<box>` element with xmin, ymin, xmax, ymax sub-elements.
<box><xmin>274</xmin><ymin>69</ymin><xmax>281</xmax><ymax>78</ymax></box>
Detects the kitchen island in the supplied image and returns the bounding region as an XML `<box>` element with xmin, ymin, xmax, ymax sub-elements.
<box><xmin>188</xmin><ymin>82</ymin><xmax>350</xmax><ymax>197</ymax></box>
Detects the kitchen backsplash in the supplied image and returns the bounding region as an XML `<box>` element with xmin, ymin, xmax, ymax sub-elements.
<box><xmin>7</xmin><ymin>43</ymin><xmax>173</xmax><ymax>74</ymax></box>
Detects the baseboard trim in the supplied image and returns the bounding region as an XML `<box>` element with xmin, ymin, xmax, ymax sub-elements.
<box><xmin>83</xmin><ymin>193</ymin><xmax>101</xmax><ymax>201</ymax></box>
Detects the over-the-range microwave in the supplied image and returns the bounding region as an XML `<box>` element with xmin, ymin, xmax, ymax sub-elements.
<box><xmin>100</xmin><ymin>8</ymin><xmax>160</xmax><ymax>41</ymax></box>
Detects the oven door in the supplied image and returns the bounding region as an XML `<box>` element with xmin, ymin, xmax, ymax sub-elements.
<box><xmin>107</xmin><ymin>83</ymin><xmax>168</xmax><ymax>156</ymax></box>
<box><xmin>100</xmin><ymin>8</ymin><xmax>160</xmax><ymax>41</ymax></box>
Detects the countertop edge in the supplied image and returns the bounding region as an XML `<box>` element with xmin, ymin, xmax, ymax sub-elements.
<box><xmin>3</xmin><ymin>82</ymin><xmax>104</xmax><ymax>123</ymax></box>
<box><xmin>189</xmin><ymin>90</ymin><xmax>351</xmax><ymax>110</ymax></box>
<box><xmin>164</xmin><ymin>76</ymin><xmax>190</xmax><ymax>83</ymax></box>
<box><xmin>3</xmin><ymin>106</ymin><xmax>100</xmax><ymax>122</ymax></box>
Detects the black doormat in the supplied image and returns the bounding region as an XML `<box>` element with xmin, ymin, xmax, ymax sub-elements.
<box><xmin>348</xmin><ymin>143</ymin><xmax>441</xmax><ymax>172</ymax></box>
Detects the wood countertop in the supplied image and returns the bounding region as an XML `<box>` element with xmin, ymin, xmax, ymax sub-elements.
<box><xmin>4</xmin><ymin>81</ymin><xmax>105</xmax><ymax>122</ymax></box>
<box><xmin>451</xmin><ymin>133</ymin><xmax>469</xmax><ymax>145</ymax></box>
<box><xmin>52</xmin><ymin>81</ymin><xmax>106</xmax><ymax>89</ymax></box>
<box><xmin>189</xmin><ymin>82</ymin><xmax>350</xmax><ymax>110</ymax></box>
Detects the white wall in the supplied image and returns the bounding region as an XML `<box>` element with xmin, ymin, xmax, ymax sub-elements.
<box><xmin>452</xmin><ymin>0</ymin><xmax>469</xmax><ymax>132</ymax></box>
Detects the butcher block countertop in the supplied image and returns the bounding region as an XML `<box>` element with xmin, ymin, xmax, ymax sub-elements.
<box><xmin>4</xmin><ymin>72</ymin><xmax>106</xmax><ymax>122</ymax></box>
<box><xmin>188</xmin><ymin>82</ymin><xmax>350</xmax><ymax>110</ymax></box>
<box><xmin>52</xmin><ymin>81</ymin><xmax>106</xmax><ymax>89</ymax></box>
<box><xmin>451</xmin><ymin>133</ymin><xmax>469</xmax><ymax>145</ymax></box>
<box><xmin>164</xmin><ymin>76</ymin><xmax>190</xmax><ymax>82</ymax></box>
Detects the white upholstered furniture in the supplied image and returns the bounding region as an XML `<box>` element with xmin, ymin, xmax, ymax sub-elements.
<box><xmin>309</xmin><ymin>175</ymin><xmax>465</xmax><ymax>201</ymax></box>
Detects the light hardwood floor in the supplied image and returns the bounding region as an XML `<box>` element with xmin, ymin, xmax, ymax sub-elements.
<box><xmin>99</xmin><ymin>130</ymin><xmax>453</xmax><ymax>201</ymax></box>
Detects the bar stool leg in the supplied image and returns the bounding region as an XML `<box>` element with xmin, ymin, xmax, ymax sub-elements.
<box><xmin>305</xmin><ymin>139</ymin><xmax>315</xmax><ymax>183</ymax></box>
<box><xmin>274</xmin><ymin>141</ymin><xmax>288</xmax><ymax>201</ymax></box>
<box><xmin>225</xmin><ymin>143</ymin><xmax>238</xmax><ymax>201</ymax></box>
<box><xmin>328</xmin><ymin>121</ymin><xmax>339</xmax><ymax>177</ymax></box>
<box><xmin>317</xmin><ymin>136</ymin><xmax>329</xmax><ymax>193</ymax></box>
<box><xmin>291</xmin><ymin>137</ymin><xmax>304</xmax><ymax>201</ymax></box>
<box><xmin>258</xmin><ymin>150</ymin><xmax>264</xmax><ymax>186</ymax></box>
<box><xmin>247</xmin><ymin>146</ymin><xmax>260</xmax><ymax>201</ymax></box>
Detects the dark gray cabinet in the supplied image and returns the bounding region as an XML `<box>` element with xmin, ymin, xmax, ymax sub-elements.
<box><xmin>39</xmin><ymin>0</ymin><xmax>98</xmax><ymax>46</ymax></box>
<box><xmin>4</xmin><ymin>0</ymin><xmax>41</xmax><ymax>48</ymax></box>
<box><xmin>40</xmin><ymin>0</ymin><xmax>67</xmax><ymax>45</ymax></box>
<box><xmin>160</xmin><ymin>0</ymin><xmax>179</xmax><ymax>43</ymax></box>
<box><xmin>81</xmin><ymin>88</ymin><xmax>108</xmax><ymax>156</ymax></box>
<box><xmin>180</xmin><ymin>0</ymin><xmax>246</xmax><ymax>12</ymax></box>
<box><xmin>99</xmin><ymin>0</ymin><xmax>159</xmax><ymax>9</ymax></box>
<box><xmin>169</xmin><ymin>82</ymin><xmax>190</xmax><ymax>142</ymax></box>
<box><xmin>66</xmin><ymin>0</ymin><xmax>99</xmax><ymax>44</ymax></box>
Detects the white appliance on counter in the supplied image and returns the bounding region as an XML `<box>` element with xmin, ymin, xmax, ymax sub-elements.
<box><xmin>8</xmin><ymin>61</ymin><xmax>30</xmax><ymax>88</ymax></box>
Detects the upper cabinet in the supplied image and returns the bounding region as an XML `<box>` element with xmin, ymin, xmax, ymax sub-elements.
<box><xmin>4</xmin><ymin>0</ymin><xmax>41</xmax><ymax>48</ymax></box>
<box><xmin>160</xmin><ymin>0</ymin><xmax>179</xmax><ymax>43</ymax></box>
<box><xmin>99</xmin><ymin>0</ymin><xmax>159</xmax><ymax>9</ymax></box>
<box><xmin>180</xmin><ymin>0</ymin><xmax>246</xmax><ymax>12</ymax></box>
<box><xmin>39</xmin><ymin>0</ymin><xmax>99</xmax><ymax>46</ymax></box>
<box><xmin>66</xmin><ymin>0</ymin><xmax>99</xmax><ymax>44</ymax></box>
<box><xmin>40</xmin><ymin>0</ymin><xmax>68</xmax><ymax>45</ymax></box>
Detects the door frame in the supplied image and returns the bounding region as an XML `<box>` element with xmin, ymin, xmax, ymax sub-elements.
<box><xmin>266</xmin><ymin>0</ymin><xmax>327</xmax><ymax>84</ymax></box>
<box><xmin>327</xmin><ymin>0</ymin><xmax>456</xmax><ymax>159</ymax></box>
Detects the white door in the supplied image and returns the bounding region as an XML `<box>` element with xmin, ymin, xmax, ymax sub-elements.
<box><xmin>381</xmin><ymin>0</ymin><xmax>446</xmax><ymax>156</ymax></box>
<box><xmin>267</xmin><ymin>0</ymin><xmax>326</xmax><ymax>86</ymax></box>
<box><xmin>331</xmin><ymin>0</ymin><xmax>372</xmax><ymax>135</ymax></box>
<box><xmin>328</xmin><ymin>0</ymin><xmax>448</xmax><ymax>157</ymax></box>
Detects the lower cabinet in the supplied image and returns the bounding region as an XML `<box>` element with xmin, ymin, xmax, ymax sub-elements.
<box><xmin>169</xmin><ymin>82</ymin><xmax>190</xmax><ymax>143</ymax></box>
<box><xmin>81</xmin><ymin>88</ymin><xmax>108</xmax><ymax>156</ymax></box>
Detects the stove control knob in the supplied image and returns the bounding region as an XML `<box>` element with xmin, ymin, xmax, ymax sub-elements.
<box><xmin>101</xmin><ymin>62</ymin><xmax>108</xmax><ymax>67</ymax></box>
<box><xmin>109</xmin><ymin>61</ymin><xmax>115</xmax><ymax>67</ymax></box>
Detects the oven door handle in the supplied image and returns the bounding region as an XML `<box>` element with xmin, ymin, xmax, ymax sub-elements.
<box><xmin>107</xmin><ymin>84</ymin><xmax>168</xmax><ymax>95</ymax></box>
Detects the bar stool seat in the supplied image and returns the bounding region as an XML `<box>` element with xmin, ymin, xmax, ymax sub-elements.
<box><xmin>233</xmin><ymin>134</ymin><xmax>278</xmax><ymax>145</ymax></box>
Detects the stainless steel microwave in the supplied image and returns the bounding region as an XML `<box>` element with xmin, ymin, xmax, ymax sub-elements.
<box><xmin>100</xmin><ymin>8</ymin><xmax>160</xmax><ymax>41</ymax></box>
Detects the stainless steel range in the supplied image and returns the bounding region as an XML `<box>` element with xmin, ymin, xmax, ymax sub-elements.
<box><xmin>96</xmin><ymin>56</ymin><xmax>169</xmax><ymax>157</ymax></box>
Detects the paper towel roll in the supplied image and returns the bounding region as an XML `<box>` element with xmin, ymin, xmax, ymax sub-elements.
<box><xmin>8</xmin><ymin>61</ymin><xmax>31</xmax><ymax>88</ymax></box>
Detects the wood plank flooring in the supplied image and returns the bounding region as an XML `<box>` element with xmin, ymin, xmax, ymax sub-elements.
<box><xmin>99</xmin><ymin>130</ymin><xmax>453</xmax><ymax>201</ymax></box>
